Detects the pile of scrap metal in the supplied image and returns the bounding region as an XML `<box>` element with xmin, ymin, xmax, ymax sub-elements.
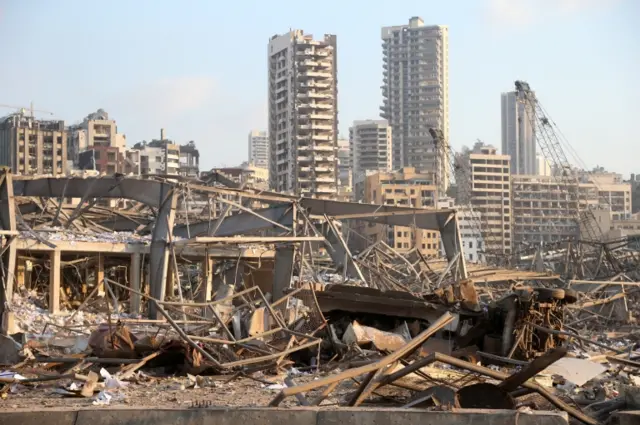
<box><xmin>272</xmin><ymin>285</ymin><xmax>640</xmax><ymax>425</ymax></box>
<box><xmin>5</xmin><ymin>279</ymin><xmax>326</xmax><ymax>383</ymax></box>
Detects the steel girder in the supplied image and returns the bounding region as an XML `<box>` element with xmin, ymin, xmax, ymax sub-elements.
<box><xmin>11</xmin><ymin>176</ymin><xmax>177</xmax><ymax>318</ymax></box>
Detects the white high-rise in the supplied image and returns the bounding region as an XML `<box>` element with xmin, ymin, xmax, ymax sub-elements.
<box><xmin>501</xmin><ymin>90</ymin><xmax>536</xmax><ymax>175</ymax></box>
<box><xmin>349</xmin><ymin>120</ymin><xmax>392</xmax><ymax>185</ymax></box>
<box><xmin>268</xmin><ymin>30</ymin><xmax>338</xmax><ymax>198</ymax></box>
<box><xmin>381</xmin><ymin>17</ymin><xmax>449</xmax><ymax>185</ymax></box>
<box><xmin>248</xmin><ymin>130</ymin><xmax>269</xmax><ymax>169</ymax></box>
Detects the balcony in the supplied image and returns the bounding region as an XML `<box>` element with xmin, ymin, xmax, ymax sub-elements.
<box><xmin>299</xmin><ymin>60</ymin><xmax>318</xmax><ymax>67</ymax></box>
<box><xmin>303</xmin><ymin>71</ymin><xmax>332</xmax><ymax>79</ymax></box>
<box><xmin>309</xmin><ymin>92</ymin><xmax>332</xmax><ymax>99</ymax></box>
<box><xmin>309</xmin><ymin>113</ymin><xmax>332</xmax><ymax>120</ymax></box>
<box><xmin>312</xmin><ymin>145</ymin><xmax>335</xmax><ymax>152</ymax></box>
<box><xmin>313</xmin><ymin>103</ymin><xmax>332</xmax><ymax>110</ymax></box>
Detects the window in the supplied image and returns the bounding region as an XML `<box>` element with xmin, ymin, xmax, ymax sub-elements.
<box><xmin>469</xmin><ymin>242</ymin><xmax>473</xmax><ymax>249</ymax></box>
<box><xmin>397</xmin><ymin>231</ymin><xmax>402</xmax><ymax>237</ymax></box>
<box><xmin>469</xmin><ymin>253</ymin><xmax>473</xmax><ymax>261</ymax></box>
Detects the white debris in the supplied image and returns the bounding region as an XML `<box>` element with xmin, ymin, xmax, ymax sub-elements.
<box><xmin>92</xmin><ymin>390</ymin><xmax>112</xmax><ymax>406</ymax></box>
<box><xmin>100</xmin><ymin>368</ymin><xmax>128</xmax><ymax>389</ymax></box>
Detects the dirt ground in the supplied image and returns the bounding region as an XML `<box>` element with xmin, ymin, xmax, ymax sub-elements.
<box><xmin>0</xmin><ymin>369</ymin><xmax>558</xmax><ymax>413</ymax></box>
<box><xmin>0</xmin><ymin>373</ymin><xmax>363</xmax><ymax>410</ymax></box>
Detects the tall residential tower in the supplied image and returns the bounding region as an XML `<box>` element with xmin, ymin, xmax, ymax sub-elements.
<box><xmin>381</xmin><ymin>17</ymin><xmax>449</xmax><ymax>186</ymax></box>
<box><xmin>247</xmin><ymin>130</ymin><xmax>269</xmax><ymax>169</ymax></box>
<box><xmin>268</xmin><ymin>30</ymin><xmax>338</xmax><ymax>198</ymax></box>
<box><xmin>501</xmin><ymin>90</ymin><xmax>536</xmax><ymax>175</ymax></box>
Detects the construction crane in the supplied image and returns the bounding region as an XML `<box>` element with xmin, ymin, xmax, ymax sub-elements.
<box><xmin>0</xmin><ymin>102</ymin><xmax>54</xmax><ymax>118</ymax></box>
<box><xmin>513</xmin><ymin>81</ymin><xmax>633</xmax><ymax>277</ymax></box>
<box><xmin>514</xmin><ymin>81</ymin><xmax>603</xmax><ymax>244</ymax></box>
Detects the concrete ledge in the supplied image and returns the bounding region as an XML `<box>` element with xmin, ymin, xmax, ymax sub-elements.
<box><xmin>319</xmin><ymin>408</ymin><xmax>568</xmax><ymax>425</ymax></box>
<box><xmin>0</xmin><ymin>407</ymin><xmax>569</xmax><ymax>425</ymax></box>
<box><xmin>616</xmin><ymin>410</ymin><xmax>640</xmax><ymax>425</ymax></box>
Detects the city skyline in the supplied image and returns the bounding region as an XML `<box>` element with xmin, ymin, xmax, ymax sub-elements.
<box><xmin>0</xmin><ymin>0</ymin><xmax>638</xmax><ymax>174</ymax></box>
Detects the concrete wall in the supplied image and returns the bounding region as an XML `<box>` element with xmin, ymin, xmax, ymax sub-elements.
<box><xmin>0</xmin><ymin>407</ymin><xmax>568</xmax><ymax>425</ymax></box>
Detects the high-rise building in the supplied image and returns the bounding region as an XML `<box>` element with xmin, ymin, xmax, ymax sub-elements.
<box><xmin>349</xmin><ymin>120</ymin><xmax>392</xmax><ymax>196</ymax></box>
<box><xmin>337</xmin><ymin>138</ymin><xmax>351</xmax><ymax>187</ymax></box>
<box><xmin>536</xmin><ymin>155</ymin><xmax>551</xmax><ymax>176</ymax></box>
<box><xmin>247</xmin><ymin>130</ymin><xmax>269</xmax><ymax>169</ymax></box>
<box><xmin>501</xmin><ymin>91</ymin><xmax>536</xmax><ymax>175</ymax></box>
<box><xmin>0</xmin><ymin>111</ymin><xmax>67</xmax><ymax>175</ymax></box>
<box><xmin>337</xmin><ymin>138</ymin><xmax>352</xmax><ymax>200</ymax></box>
<box><xmin>268</xmin><ymin>30</ymin><xmax>338</xmax><ymax>198</ymax></box>
<box><xmin>381</xmin><ymin>17</ymin><xmax>449</xmax><ymax>186</ymax></box>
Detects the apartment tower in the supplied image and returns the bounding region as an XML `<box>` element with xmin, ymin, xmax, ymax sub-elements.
<box><xmin>0</xmin><ymin>112</ymin><xmax>67</xmax><ymax>175</ymax></box>
<box><xmin>501</xmin><ymin>91</ymin><xmax>536</xmax><ymax>175</ymax></box>
<box><xmin>268</xmin><ymin>30</ymin><xmax>338</xmax><ymax>198</ymax></box>
<box><xmin>381</xmin><ymin>17</ymin><xmax>449</xmax><ymax>187</ymax></box>
<box><xmin>349</xmin><ymin>120</ymin><xmax>392</xmax><ymax>191</ymax></box>
<box><xmin>247</xmin><ymin>130</ymin><xmax>269</xmax><ymax>169</ymax></box>
<box><xmin>468</xmin><ymin>144</ymin><xmax>512</xmax><ymax>257</ymax></box>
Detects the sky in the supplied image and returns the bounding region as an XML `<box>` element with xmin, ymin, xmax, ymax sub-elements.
<box><xmin>0</xmin><ymin>0</ymin><xmax>638</xmax><ymax>174</ymax></box>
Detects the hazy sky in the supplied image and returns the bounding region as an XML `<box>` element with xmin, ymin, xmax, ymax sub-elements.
<box><xmin>0</xmin><ymin>0</ymin><xmax>638</xmax><ymax>173</ymax></box>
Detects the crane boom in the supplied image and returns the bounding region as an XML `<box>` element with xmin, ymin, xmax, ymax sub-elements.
<box><xmin>0</xmin><ymin>102</ymin><xmax>54</xmax><ymax>117</ymax></box>
<box><xmin>514</xmin><ymin>81</ymin><xmax>603</xmax><ymax>243</ymax></box>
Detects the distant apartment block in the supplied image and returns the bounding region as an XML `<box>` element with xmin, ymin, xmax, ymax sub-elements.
<box><xmin>381</xmin><ymin>17</ymin><xmax>449</xmax><ymax>187</ymax></box>
<box><xmin>364</xmin><ymin>167</ymin><xmax>440</xmax><ymax>258</ymax></box>
<box><xmin>511</xmin><ymin>170</ymin><xmax>631</xmax><ymax>247</ymax></box>
<box><xmin>585</xmin><ymin>171</ymin><xmax>631</xmax><ymax>221</ymax></box>
<box><xmin>0</xmin><ymin>111</ymin><xmax>67</xmax><ymax>175</ymax></box>
<box><xmin>78</xmin><ymin>146</ymin><xmax>141</xmax><ymax>175</ymax></box>
<box><xmin>179</xmin><ymin>141</ymin><xmax>200</xmax><ymax>177</ymax></box>
<box><xmin>512</xmin><ymin>175</ymin><xmax>580</xmax><ymax>245</ymax></box>
<box><xmin>437</xmin><ymin>197</ymin><xmax>485</xmax><ymax>263</ymax></box>
<box><xmin>467</xmin><ymin>144</ymin><xmax>512</xmax><ymax>256</ymax></box>
<box><xmin>337</xmin><ymin>138</ymin><xmax>352</xmax><ymax>200</ymax></box>
<box><xmin>134</xmin><ymin>129</ymin><xmax>180</xmax><ymax>175</ymax></box>
<box><xmin>349</xmin><ymin>120</ymin><xmax>392</xmax><ymax>198</ymax></box>
<box><xmin>268</xmin><ymin>30</ymin><xmax>338</xmax><ymax>198</ymax></box>
<box><xmin>627</xmin><ymin>173</ymin><xmax>640</xmax><ymax>214</ymax></box>
<box><xmin>501</xmin><ymin>91</ymin><xmax>536</xmax><ymax>175</ymax></box>
<box><xmin>536</xmin><ymin>155</ymin><xmax>551</xmax><ymax>176</ymax></box>
<box><xmin>248</xmin><ymin>130</ymin><xmax>269</xmax><ymax>169</ymax></box>
<box><xmin>68</xmin><ymin>109</ymin><xmax>126</xmax><ymax>164</ymax></box>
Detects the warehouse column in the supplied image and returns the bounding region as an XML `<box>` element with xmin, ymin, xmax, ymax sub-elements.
<box><xmin>49</xmin><ymin>250</ymin><xmax>61</xmax><ymax>314</ymax></box>
<box><xmin>129</xmin><ymin>252</ymin><xmax>141</xmax><ymax>315</ymax></box>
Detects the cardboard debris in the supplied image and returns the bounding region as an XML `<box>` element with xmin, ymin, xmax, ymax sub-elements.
<box><xmin>542</xmin><ymin>357</ymin><xmax>608</xmax><ymax>386</ymax></box>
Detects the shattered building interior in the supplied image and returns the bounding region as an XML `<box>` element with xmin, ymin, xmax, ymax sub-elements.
<box><xmin>0</xmin><ymin>170</ymin><xmax>639</xmax><ymax>425</ymax></box>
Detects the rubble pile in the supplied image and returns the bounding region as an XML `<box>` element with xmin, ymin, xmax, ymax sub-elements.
<box><xmin>3</xmin><ymin>173</ymin><xmax>640</xmax><ymax>423</ymax></box>
<box><xmin>0</xmin><ymin>274</ymin><xmax>638</xmax><ymax>423</ymax></box>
